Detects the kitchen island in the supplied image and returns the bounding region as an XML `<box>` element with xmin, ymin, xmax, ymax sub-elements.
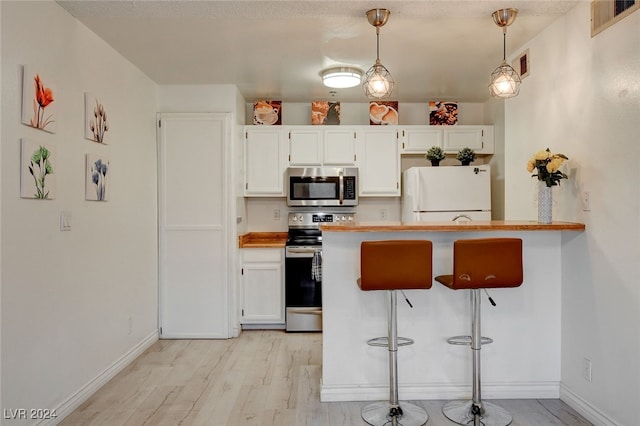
<box><xmin>319</xmin><ymin>220</ymin><xmax>585</xmax><ymax>402</ymax></box>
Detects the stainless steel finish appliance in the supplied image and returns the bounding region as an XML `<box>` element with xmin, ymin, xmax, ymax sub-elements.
<box><xmin>285</xmin><ymin>211</ymin><xmax>356</xmax><ymax>332</ymax></box>
<box><xmin>286</xmin><ymin>167</ymin><xmax>358</xmax><ymax>207</ymax></box>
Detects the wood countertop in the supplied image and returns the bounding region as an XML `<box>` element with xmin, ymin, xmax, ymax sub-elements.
<box><xmin>320</xmin><ymin>220</ymin><xmax>585</xmax><ymax>232</ymax></box>
<box><xmin>238</xmin><ymin>232</ymin><xmax>288</xmax><ymax>248</ymax></box>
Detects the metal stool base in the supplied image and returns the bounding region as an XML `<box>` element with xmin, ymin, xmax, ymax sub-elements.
<box><xmin>442</xmin><ymin>400</ymin><xmax>512</xmax><ymax>426</ymax></box>
<box><xmin>362</xmin><ymin>401</ymin><xmax>428</xmax><ymax>426</ymax></box>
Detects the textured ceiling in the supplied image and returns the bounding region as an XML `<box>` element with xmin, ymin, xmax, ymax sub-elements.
<box><xmin>57</xmin><ymin>0</ymin><xmax>582</xmax><ymax>102</ymax></box>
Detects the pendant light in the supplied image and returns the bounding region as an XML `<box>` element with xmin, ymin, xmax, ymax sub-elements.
<box><xmin>489</xmin><ymin>8</ymin><xmax>521</xmax><ymax>99</ymax></box>
<box><xmin>363</xmin><ymin>8</ymin><xmax>394</xmax><ymax>99</ymax></box>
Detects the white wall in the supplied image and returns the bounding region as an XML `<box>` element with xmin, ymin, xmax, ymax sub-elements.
<box><xmin>1</xmin><ymin>1</ymin><xmax>159</xmax><ymax>422</ymax></box>
<box><xmin>504</xmin><ymin>4</ymin><xmax>640</xmax><ymax>425</ymax></box>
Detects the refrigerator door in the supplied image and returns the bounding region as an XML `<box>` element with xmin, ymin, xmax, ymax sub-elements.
<box><xmin>408</xmin><ymin>166</ymin><xmax>491</xmax><ymax>212</ymax></box>
<box><xmin>411</xmin><ymin>210</ymin><xmax>492</xmax><ymax>222</ymax></box>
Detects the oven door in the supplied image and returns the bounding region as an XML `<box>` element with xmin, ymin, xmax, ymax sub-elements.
<box><xmin>285</xmin><ymin>246</ymin><xmax>322</xmax><ymax>332</ymax></box>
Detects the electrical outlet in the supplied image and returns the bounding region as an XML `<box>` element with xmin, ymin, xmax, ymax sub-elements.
<box><xmin>273</xmin><ymin>209</ymin><xmax>280</xmax><ymax>220</ymax></box>
<box><xmin>582</xmin><ymin>358</ymin><xmax>592</xmax><ymax>382</ymax></box>
<box><xmin>379</xmin><ymin>209</ymin><xmax>387</xmax><ymax>220</ymax></box>
<box><xmin>581</xmin><ymin>191</ymin><xmax>591</xmax><ymax>211</ymax></box>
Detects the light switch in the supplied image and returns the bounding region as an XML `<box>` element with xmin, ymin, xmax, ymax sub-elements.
<box><xmin>60</xmin><ymin>211</ymin><xmax>72</xmax><ymax>231</ymax></box>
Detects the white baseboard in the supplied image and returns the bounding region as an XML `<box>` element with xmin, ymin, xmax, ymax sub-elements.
<box><xmin>41</xmin><ymin>330</ymin><xmax>159</xmax><ymax>426</ymax></box>
<box><xmin>320</xmin><ymin>381</ymin><xmax>560</xmax><ymax>402</ymax></box>
<box><xmin>560</xmin><ymin>383</ymin><xmax>618</xmax><ymax>426</ymax></box>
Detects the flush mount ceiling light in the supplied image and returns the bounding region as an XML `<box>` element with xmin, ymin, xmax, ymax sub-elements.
<box><xmin>363</xmin><ymin>8</ymin><xmax>394</xmax><ymax>99</ymax></box>
<box><xmin>489</xmin><ymin>8</ymin><xmax>522</xmax><ymax>99</ymax></box>
<box><xmin>321</xmin><ymin>67</ymin><xmax>363</xmax><ymax>88</ymax></box>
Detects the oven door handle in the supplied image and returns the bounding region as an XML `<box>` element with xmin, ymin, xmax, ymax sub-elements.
<box><xmin>286</xmin><ymin>247</ymin><xmax>318</xmax><ymax>257</ymax></box>
<box><xmin>339</xmin><ymin>170</ymin><xmax>344</xmax><ymax>205</ymax></box>
<box><xmin>288</xmin><ymin>308</ymin><xmax>322</xmax><ymax>315</ymax></box>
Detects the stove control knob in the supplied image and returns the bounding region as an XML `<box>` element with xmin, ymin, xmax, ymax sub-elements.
<box><xmin>292</xmin><ymin>216</ymin><xmax>298</xmax><ymax>222</ymax></box>
<box><xmin>341</xmin><ymin>216</ymin><xmax>346</xmax><ymax>221</ymax></box>
<box><xmin>348</xmin><ymin>215</ymin><xmax>354</xmax><ymax>221</ymax></box>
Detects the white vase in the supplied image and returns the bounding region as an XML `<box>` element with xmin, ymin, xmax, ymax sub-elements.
<box><xmin>538</xmin><ymin>182</ymin><xmax>552</xmax><ymax>224</ymax></box>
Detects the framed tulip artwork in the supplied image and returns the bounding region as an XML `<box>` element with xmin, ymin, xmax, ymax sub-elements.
<box><xmin>85</xmin><ymin>92</ymin><xmax>109</xmax><ymax>144</ymax></box>
<box><xmin>21</xmin><ymin>65</ymin><xmax>56</xmax><ymax>133</ymax></box>
<box><xmin>20</xmin><ymin>138</ymin><xmax>56</xmax><ymax>199</ymax></box>
<box><xmin>85</xmin><ymin>154</ymin><xmax>110</xmax><ymax>202</ymax></box>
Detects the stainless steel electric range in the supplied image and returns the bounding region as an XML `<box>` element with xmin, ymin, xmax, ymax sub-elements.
<box><xmin>285</xmin><ymin>211</ymin><xmax>355</xmax><ymax>332</ymax></box>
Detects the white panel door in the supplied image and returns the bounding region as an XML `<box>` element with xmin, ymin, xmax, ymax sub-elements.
<box><xmin>158</xmin><ymin>113</ymin><xmax>231</xmax><ymax>338</ymax></box>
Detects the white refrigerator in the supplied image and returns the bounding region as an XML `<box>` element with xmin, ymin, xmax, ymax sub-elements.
<box><xmin>402</xmin><ymin>165</ymin><xmax>491</xmax><ymax>222</ymax></box>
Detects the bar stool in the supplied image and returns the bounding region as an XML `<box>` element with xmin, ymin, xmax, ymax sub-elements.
<box><xmin>358</xmin><ymin>240</ymin><xmax>433</xmax><ymax>426</ymax></box>
<box><xmin>435</xmin><ymin>238</ymin><xmax>523</xmax><ymax>426</ymax></box>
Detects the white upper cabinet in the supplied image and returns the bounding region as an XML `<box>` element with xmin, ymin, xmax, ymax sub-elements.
<box><xmin>288</xmin><ymin>127</ymin><xmax>356</xmax><ymax>166</ymax></box>
<box><xmin>443</xmin><ymin>125</ymin><xmax>494</xmax><ymax>154</ymax></box>
<box><xmin>288</xmin><ymin>127</ymin><xmax>322</xmax><ymax>165</ymax></box>
<box><xmin>323</xmin><ymin>128</ymin><xmax>357</xmax><ymax>165</ymax></box>
<box><xmin>357</xmin><ymin>127</ymin><xmax>401</xmax><ymax>197</ymax></box>
<box><xmin>400</xmin><ymin>126</ymin><xmax>443</xmax><ymax>153</ymax></box>
<box><xmin>244</xmin><ymin>127</ymin><xmax>287</xmax><ymax>196</ymax></box>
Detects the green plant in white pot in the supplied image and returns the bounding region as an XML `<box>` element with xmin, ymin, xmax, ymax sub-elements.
<box><xmin>425</xmin><ymin>146</ymin><xmax>445</xmax><ymax>166</ymax></box>
<box><xmin>456</xmin><ymin>147</ymin><xmax>476</xmax><ymax>166</ymax></box>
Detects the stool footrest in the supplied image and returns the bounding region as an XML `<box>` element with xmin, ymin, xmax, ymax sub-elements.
<box><xmin>446</xmin><ymin>335</ymin><xmax>494</xmax><ymax>346</ymax></box>
<box><xmin>367</xmin><ymin>336</ymin><xmax>414</xmax><ymax>347</ymax></box>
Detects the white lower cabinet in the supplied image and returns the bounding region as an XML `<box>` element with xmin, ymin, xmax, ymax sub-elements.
<box><xmin>240</xmin><ymin>248</ymin><xmax>285</xmax><ymax>327</ymax></box>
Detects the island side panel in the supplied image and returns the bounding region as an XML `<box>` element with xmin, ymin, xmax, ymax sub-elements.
<box><xmin>321</xmin><ymin>230</ymin><xmax>562</xmax><ymax>402</ymax></box>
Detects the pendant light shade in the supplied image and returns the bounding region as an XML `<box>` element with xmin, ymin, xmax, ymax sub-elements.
<box><xmin>363</xmin><ymin>8</ymin><xmax>394</xmax><ymax>99</ymax></box>
<box><xmin>489</xmin><ymin>8</ymin><xmax>521</xmax><ymax>99</ymax></box>
<box><xmin>321</xmin><ymin>67</ymin><xmax>363</xmax><ymax>88</ymax></box>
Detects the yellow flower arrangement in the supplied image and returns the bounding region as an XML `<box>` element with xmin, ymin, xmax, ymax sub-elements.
<box><xmin>527</xmin><ymin>148</ymin><xmax>568</xmax><ymax>187</ymax></box>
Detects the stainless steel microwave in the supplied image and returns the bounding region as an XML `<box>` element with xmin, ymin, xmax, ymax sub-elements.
<box><xmin>286</xmin><ymin>167</ymin><xmax>358</xmax><ymax>207</ymax></box>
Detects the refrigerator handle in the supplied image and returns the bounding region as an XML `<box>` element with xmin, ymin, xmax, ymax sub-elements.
<box><xmin>452</xmin><ymin>214</ymin><xmax>472</xmax><ymax>223</ymax></box>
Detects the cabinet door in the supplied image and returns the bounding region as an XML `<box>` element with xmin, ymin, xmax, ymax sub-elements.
<box><xmin>241</xmin><ymin>249</ymin><xmax>284</xmax><ymax>324</ymax></box>
<box><xmin>401</xmin><ymin>127</ymin><xmax>443</xmax><ymax>153</ymax></box>
<box><xmin>289</xmin><ymin>128</ymin><xmax>322</xmax><ymax>166</ymax></box>
<box><xmin>443</xmin><ymin>126</ymin><xmax>494</xmax><ymax>154</ymax></box>
<box><xmin>323</xmin><ymin>128</ymin><xmax>357</xmax><ymax>165</ymax></box>
<box><xmin>244</xmin><ymin>128</ymin><xmax>286</xmax><ymax>196</ymax></box>
<box><xmin>357</xmin><ymin>128</ymin><xmax>401</xmax><ymax>196</ymax></box>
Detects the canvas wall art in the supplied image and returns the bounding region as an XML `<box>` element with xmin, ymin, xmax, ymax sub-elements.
<box><xmin>86</xmin><ymin>154</ymin><xmax>110</xmax><ymax>201</ymax></box>
<box><xmin>311</xmin><ymin>101</ymin><xmax>340</xmax><ymax>125</ymax></box>
<box><xmin>85</xmin><ymin>92</ymin><xmax>109</xmax><ymax>143</ymax></box>
<box><xmin>369</xmin><ymin>101</ymin><xmax>398</xmax><ymax>125</ymax></box>
<box><xmin>21</xmin><ymin>139</ymin><xmax>56</xmax><ymax>199</ymax></box>
<box><xmin>429</xmin><ymin>101</ymin><xmax>458</xmax><ymax>125</ymax></box>
<box><xmin>253</xmin><ymin>100</ymin><xmax>282</xmax><ymax>125</ymax></box>
<box><xmin>21</xmin><ymin>65</ymin><xmax>56</xmax><ymax>133</ymax></box>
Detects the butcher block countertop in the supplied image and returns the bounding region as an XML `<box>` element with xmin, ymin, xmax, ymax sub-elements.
<box><xmin>238</xmin><ymin>232</ymin><xmax>288</xmax><ymax>248</ymax></box>
<box><xmin>320</xmin><ymin>220</ymin><xmax>585</xmax><ymax>232</ymax></box>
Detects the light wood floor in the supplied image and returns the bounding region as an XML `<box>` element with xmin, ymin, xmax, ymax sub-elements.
<box><xmin>61</xmin><ymin>330</ymin><xmax>592</xmax><ymax>426</ymax></box>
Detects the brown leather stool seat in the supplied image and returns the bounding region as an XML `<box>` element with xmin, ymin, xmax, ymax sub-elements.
<box><xmin>435</xmin><ymin>238</ymin><xmax>523</xmax><ymax>426</ymax></box>
<box><xmin>358</xmin><ymin>240</ymin><xmax>433</xmax><ymax>426</ymax></box>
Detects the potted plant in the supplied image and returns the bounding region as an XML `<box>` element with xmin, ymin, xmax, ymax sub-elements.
<box><xmin>425</xmin><ymin>146</ymin><xmax>445</xmax><ymax>166</ymax></box>
<box><xmin>456</xmin><ymin>147</ymin><xmax>476</xmax><ymax>166</ymax></box>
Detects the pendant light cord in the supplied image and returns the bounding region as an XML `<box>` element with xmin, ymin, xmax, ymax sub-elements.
<box><xmin>376</xmin><ymin>27</ymin><xmax>381</xmax><ymax>61</ymax></box>
<box><xmin>502</xmin><ymin>27</ymin><xmax>507</xmax><ymax>61</ymax></box>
